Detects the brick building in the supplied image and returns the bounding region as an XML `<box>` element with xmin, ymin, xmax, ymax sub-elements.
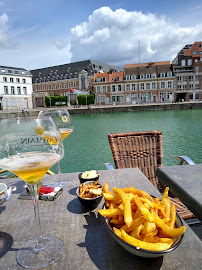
<box><xmin>172</xmin><ymin>41</ymin><xmax>202</xmax><ymax>102</ymax></box>
<box><xmin>94</xmin><ymin>61</ymin><xmax>174</xmax><ymax>105</ymax></box>
<box><xmin>31</xmin><ymin>60</ymin><xmax>123</xmax><ymax>107</ymax></box>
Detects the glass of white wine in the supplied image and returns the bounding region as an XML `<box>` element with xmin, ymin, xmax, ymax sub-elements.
<box><xmin>0</xmin><ymin>117</ymin><xmax>64</xmax><ymax>269</ymax></box>
<box><xmin>38</xmin><ymin>109</ymin><xmax>73</xmax><ymax>187</ymax></box>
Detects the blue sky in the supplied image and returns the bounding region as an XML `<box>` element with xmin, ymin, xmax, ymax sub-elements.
<box><xmin>0</xmin><ymin>0</ymin><xmax>202</xmax><ymax>70</ymax></box>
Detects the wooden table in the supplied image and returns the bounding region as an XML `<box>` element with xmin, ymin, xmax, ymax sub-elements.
<box><xmin>156</xmin><ymin>164</ymin><xmax>202</xmax><ymax>223</ymax></box>
<box><xmin>1</xmin><ymin>168</ymin><xmax>202</xmax><ymax>270</ymax></box>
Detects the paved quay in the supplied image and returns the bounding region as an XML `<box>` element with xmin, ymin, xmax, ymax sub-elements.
<box><xmin>0</xmin><ymin>101</ymin><xmax>202</xmax><ymax>119</ymax></box>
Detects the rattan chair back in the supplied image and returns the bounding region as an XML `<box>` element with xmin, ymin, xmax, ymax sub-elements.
<box><xmin>108</xmin><ymin>130</ymin><xmax>194</xmax><ymax>220</ymax></box>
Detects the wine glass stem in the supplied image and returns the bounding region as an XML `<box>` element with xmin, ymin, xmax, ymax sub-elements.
<box><xmin>57</xmin><ymin>161</ymin><xmax>61</xmax><ymax>182</ymax></box>
<box><xmin>28</xmin><ymin>183</ymin><xmax>46</xmax><ymax>252</ymax></box>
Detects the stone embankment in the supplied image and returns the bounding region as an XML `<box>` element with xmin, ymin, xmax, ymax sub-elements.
<box><xmin>0</xmin><ymin>101</ymin><xmax>202</xmax><ymax>119</ymax></box>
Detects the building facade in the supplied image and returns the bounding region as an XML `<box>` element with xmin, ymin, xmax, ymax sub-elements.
<box><xmin>172</xmin><ymin>41</ymin><xmax>202</xmax><ymax>102</ymax></box>
<box><xmin>31</xmin><ymin>60</ymin><xmax>123</xmax><ymax>107</ymax></box>
<box><xmin>94</xmin><ymin>61</ymin><xmax>174</xmax><ymax>105</ymax></box>
<box><xmin>0</xmin><ymin>65</ymin><xmax>33</xmax><ymax>111</ymax></box>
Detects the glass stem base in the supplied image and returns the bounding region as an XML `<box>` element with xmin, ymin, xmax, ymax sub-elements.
<box><xmin>17</xmin><ymin>235</ymin><xmax>64</xmax><ymax>269</ymax></box>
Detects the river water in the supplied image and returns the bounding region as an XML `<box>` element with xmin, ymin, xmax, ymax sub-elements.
<box><xmin>57</xmin><ymin>108</ymin><xmax>202</xmax><ymax>174</ymax></box>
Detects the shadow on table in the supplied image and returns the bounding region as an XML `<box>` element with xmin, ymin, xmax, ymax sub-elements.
<box><xmin>67</xmin><ymin>197</ymin><xmax>98</xmax><ymax>214</ymax></box>
<box><xmin>0</xmin><ymin>232</ymin><xmax>17</xmax><ymax>258</ymax></box>
<box><xmin>82</xmin><ymin>212</ymin><xmax>164</xmax><ymax>270</ymax></box>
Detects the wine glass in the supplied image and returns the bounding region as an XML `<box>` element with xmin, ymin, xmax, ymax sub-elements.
<box><xmin>0</xmin><ymin>117</ymin><xmax>64</xmax><ymax>269</ymax></box>
<box><xmin>38</xmin><ymin>109</ymin><xmax>73</xmax><ymax>187</ymax></box>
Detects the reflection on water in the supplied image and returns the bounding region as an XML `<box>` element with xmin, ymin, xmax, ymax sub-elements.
<box><xmin>33</xmin><ymin>109</ymin><xmax>202</xmax><ymax>174</ymax></box>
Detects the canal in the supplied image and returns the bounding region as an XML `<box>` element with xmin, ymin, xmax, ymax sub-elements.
<box><xmin>58</xmin><ymin>108</ymin><xmax>202</xmax><ymax>174</ymax></box>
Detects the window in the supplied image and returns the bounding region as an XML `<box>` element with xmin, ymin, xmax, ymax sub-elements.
<box><xmin>131</xmin><ymin>94</ymin><xmax>137</xmax><ymax>102</ymax></box>
<box><xmin>181</xmin><ymin>59</ymin><xmax>186</xmax><ymax>66</ymax></box>
<box><xmin>103</xmin><ymin>86</ymin><xmax>106</xmax><ymax>93</ymax></box>
<box><xmin>125</xmin><ymin>75</ymin><xmax>130</xmax><ymax>80</ymax></box>
<box><xmin>96</xmin><ymin>77</ymin><xmax>101</xmax><ymax>82</ymax></box>
<box><xmin>131</xmin><ymin>75</ymin><xmax>136</xmax><ymax>80</ymax></box>
<box><xmin>161</xmin><ymin>82</ymin><xmax>165</xmax><ymax>89</ymax></box>
<box><xmin>189</xmin><ymin>93</ymin><xmax>193</xmax><ymax>100</ymax></box>
<box><xmin>64</xmin><ymin>84</ymin><xmax>67</xmax><ymax>88</ymax></box>
<box><xmin>6</xmin><ymin>98</ymin><xmax>9</xmax><ymax>107</ymax></box>
<box><xmin>10</xmin><ymin>78</ymin><xmax>14</xmax><ymax>82</ymax></box>
<box><xmin>195</xmin><ymin>66</ymin><xmax>199</xmax><ymax>72</ymax></box>
<box><xmin>12</xmin><ymin>98</ymin><xmax>16</xmax><ymax>106</ymax></box>
<box><xmin>118</xmin><ymin>85</ymin><xmax>121</xmax><ymax>91</ymax></box>
<box><xmin>199</xmin><ymin>51</ymin><xmax>202</xmax><ymax>54</ymax></box>
<box><xmin>16</xmin><ymin>78</ymin><xmax>20</xmax><ymax>83</ymax></box>
<box><xmin>23</xmin><ymin>87</ymin><xmax>27</xmax><ymax>95</ymax></box>
<box><xmin>148</xmin><ymin>92</ymin><xmax>151</xmax><ymax>100</ymax></box>
<box><xmin>195</xmin><ymin>84</ymin><xmax>199</xmax><ymax>89</ymax></box>
<box><xmin>17</xmin><ymin>87</ymin><xmax>21</xmax><ymax>95</ymax></box>
<box><xmin>55</xmin><ymin>85</ymin><xmax>58</xmax><ymax>90</ymax></box>
<box><xmin>11</xmin><ymin>86</ymin><xmax>15</xmax><ymax>95</ymax></box>
<box><xmin>51</xmin><ymin>85</ymin><xmax>54</xmax><ymax>90</ymax></box>
<box><xmin>195</xmin><ymin>75</ymin><xmax>199</xmax><ymax>81</ymax></box>
<box><xmin>4</xmin><ymin>86</ymin><xmax>8</xmax><ymax>94</ymax></box>
<box><xmin>3</xmin><ymin>77</ymin><xmax>7</xmax><ymax>82</ymax></box>
<box><xmin>152</xmin><ymin>82</ymin><xmax>156</xmax><ymax>89</ymax></box>
<box><xmin>160</xmin><ymin>73</ymin><xmax>165</xmax><ymax>78</ymax></box>
<box><xmin>183</xmin><ymin>76</ymin><xmax>187</xmax><ymax>82</ymax></box>
<box><xmin>177</xmin><ymin>85</ymin><xmax>181</xmax><ymax>90</ymax></box>
<box><xmin>43</xmin><ymin>86</ymin><xmax>45</xmax><ymax>90</ymax></box>
<box><xmin>68</xmin><ymin>83</ymin><xmax>71</xmax><ymax>88</ymax></box>
<box><xmin>140</xmin><ymin>74</ymin><xmax>145</xmax><ymax>79</ymax></box>
<box><xmin>140</xmin><ymin>83</ymin><xmax>144</xmax><ymax>90</ymax></box>
<box><xmin>190</xmin><ymin>84</ymin><xmax>193</xmax><ymax>90</ymax></box>
<box><xmin>95</xmin><ymin>95</ymin><xmax>100</xmax><ymax>103</ymax></box>
<box><xmin>59</xmin><ymin>84</ymin><xmax>62</xmax><ymax>89</ymax></box>
<box><xmin>167</xmin><ymin>72</ymin><xmax>172</xmax><ymax>77</ymax></box>
<box><xmin>126</xmin><ymin>84</ymin><xmax>130</xmax><ymax>91</ymax></box>
<box><xmin>195</xmin><ymin>93</ymin><xmax>199</xmax><ymax>99</ymax></box>
<box><xmin>190</xmin><ymin>76</ymin><xmax>193</xmax><ymax>81</ymax></box>
<box><xmin>22</xmin><ymin>79</ymin><xmax>26</xmax><ymax>83</ymax></box>
<box><xmin>101</xmin><ymin>95</ymin><xmax>105</xmax><ymax>102</ymax></box>
<box><xmin>132</xmin><ymin>84</ymin><xmax>135</xmax><ymax>90</ymax></box>
<box><xmin>146</xmin><ymin>74</ymin><xmax>150</xmax><ymax>79</ymax></box>
<box><xmin>188</xmin><ymin>59</ymin><xmax>192</xmax><ymax>66</ymax></box>
<box><xmin>168</xmin><ymin>81</ymin><xmax>172</xmax><ymax>88</ymax></box>
<box><xmin>146</xmin><ymin>83</ymin><xmax>150</xmax><ymax>90</ymax></box>
<box><xmin>97</xmin><ymin>86</ymin><xmax>100</xmax><ymax>93</ymax></box>
<box><xmin>112</xmin><ymin>85</ymin><xmax>115</xmax><ymax>92</ymax></box>
<box><xmin>18</xmin><ymin>98</ymin><xmax>23</xmax><ymax>106</ymax></box>
<box><xmin>183</xmin><ymin>85</ymin><xmax>187</xmax><ymax>90</ymax></box>
<box><xmin>116</xmin><ymin>77</ymin><xmax>120</xmax><ymax>82</ymax></box>
<box><xmin>192</xmin><ymin>51</ymin><xmax>197</xmax><ymax>55</ymax></box>
<box><xmin>177</xmin><ymin>76</ymin><xmax>181</xmax><ymax>81</ymax></box>
<box><xmin>151</xmin><ymin>73</ymin><xmax>156</xmax><ymax>78</ymax></box>
<box><xmin>102</xmin><ymin>77</ymin><xmax>106</xmax><ymax>82</ymax></box>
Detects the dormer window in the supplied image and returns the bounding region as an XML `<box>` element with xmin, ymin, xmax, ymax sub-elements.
<box><xmin>192</xmin><ymin>51</ymin><xmax>197</xmax><ymax>55</ymax></box>
<box><xmin>140</xmin><ymin>74</ymin><xmax>145</xmax><ymax>79</ymax></box>
<box><xmin>146</xmin><ymin>74</ymin><xmax>150</xmax><ymax>79</ymax></box>
<box><xmin>116</xmin><ymin>77</ymin><xmax>120</xmax><ymax>82</ymax></box>
<box><xmin>160</xmin><ymin>73</ymin><xmax>165</xmax><ymax>78</ymax></box>
<box><xmin>151</xmin><ymin>73</ymin><xmax>156</xmax><ymax>78</ymax></box>
<box><xmin>126</xmin><ymin>75</ymin><xmax>130</xmax><ymax>80</ymax></box>
<box><xmin>131</xmin><ymin>75</ymin><xmax>136</xmax><ymax>80</ymax></box>
<box><xmin>167</xmin><ymin>72</ymin><xmax>172</xmax><ymax>77</ymax></box>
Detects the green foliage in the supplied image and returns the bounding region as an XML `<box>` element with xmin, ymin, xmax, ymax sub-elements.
<box><xmin>45</xmin><ymin>96</ymin><xmax>68</xmax><ymax>107</ymax></box>
<box><xmin>77</xmin><ymin>94</ymin><xmax>95</xmax><ymax>105</ymax></box>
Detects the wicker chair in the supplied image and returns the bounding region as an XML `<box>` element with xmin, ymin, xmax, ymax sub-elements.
<box><xmin>107</xmin><ymin>130</ymin><xmax>194</xmax><ymax>220</ymax></box>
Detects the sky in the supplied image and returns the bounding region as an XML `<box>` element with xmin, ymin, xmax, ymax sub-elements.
<box><xmin>0</xmin><ymin>0</ymin><xmax>202</xmax><ymax>70</ymax></box>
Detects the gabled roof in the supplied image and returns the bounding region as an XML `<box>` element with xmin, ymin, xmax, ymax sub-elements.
<box><xmin>0</xmin><ymin>65</ymin><xmax>31</xmax><ymax>76</ymax></box>
<box><xmin>125</xmin><ymin>61</ymin><xmax>170</xmax><ymax>69</ymax></box>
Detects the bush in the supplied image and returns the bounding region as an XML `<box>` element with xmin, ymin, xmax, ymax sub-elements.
<box><xmin>77</xmin><ymin>94</ymin><xmax>95</xmax><ymax>105</ymax></box>
<box><xmin>45</xmin><ymin>96</ymin><xmax>68</xmax><ymax>107</ymax></box>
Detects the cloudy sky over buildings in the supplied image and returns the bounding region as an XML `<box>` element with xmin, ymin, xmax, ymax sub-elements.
<box><xmin>0</xmin><ymin>0</ymin><xmax>202</xmax><ymax>70</ymax></box>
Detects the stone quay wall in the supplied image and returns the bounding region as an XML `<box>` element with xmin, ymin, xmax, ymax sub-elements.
<box><xmin>0</xmin><ymin>102</ymin><xmax>202</xmax><ymax>119</ymax></box>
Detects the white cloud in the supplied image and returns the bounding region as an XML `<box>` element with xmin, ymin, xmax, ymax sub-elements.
<box><xmin>0</xmin><ymin>13</ymin><xmax>15</xmax><ymax>49</ymax></box>
<box><xmin>69</xmin><ymin>6</ymin><xmax>202</xmax><ymax>66</ymax></box>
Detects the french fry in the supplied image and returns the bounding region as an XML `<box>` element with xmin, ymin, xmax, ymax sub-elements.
<box><xmin>113</xmin><ymin>188</ymin><xmax>133</xmax><ymax>227</ymax></box>
<box><xmin>161</xmin><ymin>187</ymin><xmax>169</xmax><ymax>206</ymax></box>
<box><xmin>121</xmin><ymin>229</ymin><xmax>173</xmax><ymax>251</ymax></box>
<box><xmin>134</xmin><ymin>195</ymin><xmax>155</xmax><ymax>223</ymax></box>
<box><xmin>168</xmin><ymin>204</ymin><xmax>176</xmax><ymax>229</ymax></box>
<box><xmin>98</xmin><ymin>208</ymin><xmax>124</xmax><ymax>217</ymax></box>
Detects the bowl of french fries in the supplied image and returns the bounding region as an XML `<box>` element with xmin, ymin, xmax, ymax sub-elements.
<box><xmin>98</xmin><ymin>184</ymin><xmax>186</xmax><ymax>258</ymax></box>
<box><xmin>78</xmin><ymin>170</ymin><xmax>100</xmax><ymax>184</ymax></box>
<box><xmin>76</xmin><ymin>180</ymin><xmax>103</xmax><ymax>209</ymax></box>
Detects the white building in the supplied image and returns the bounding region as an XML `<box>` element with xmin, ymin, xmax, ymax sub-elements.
<box><xmin>0</xmin><ymin>65</ymin><xmax>33</xmax><ymax>111</ymax></box>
